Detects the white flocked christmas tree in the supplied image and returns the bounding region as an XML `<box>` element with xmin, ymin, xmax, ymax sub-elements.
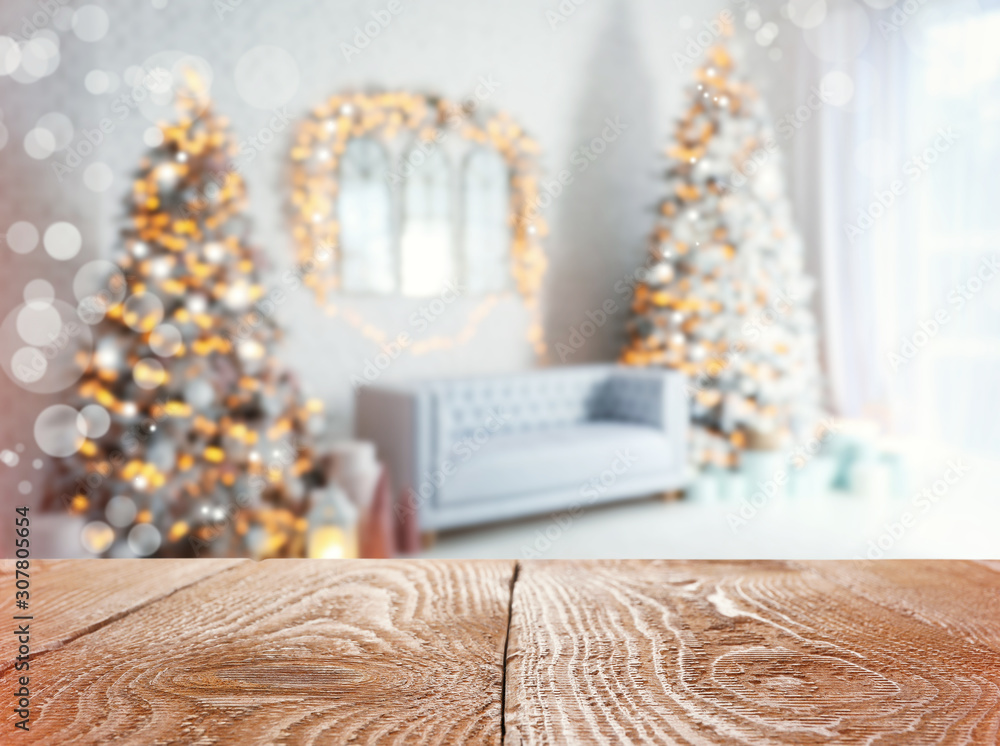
<box><xmin>621</xmin><ymin>27</ymin><xmax>824</xmax><ymax>469</ymax></box>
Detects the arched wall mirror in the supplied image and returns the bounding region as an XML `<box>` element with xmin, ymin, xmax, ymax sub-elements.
<box><xmin>289</xmin><ymin>92</ymin><xmax>547</xmax><ymax>314</ymax></box>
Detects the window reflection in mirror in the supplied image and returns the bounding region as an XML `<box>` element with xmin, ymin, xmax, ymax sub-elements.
<box><xmin>339</xmin><ymin>138</ymin><xmax>395</xmax><ymax>294</ymax></box>
<box><xmin>462</xmin><ymin>147</ymin><xmax>512</xmax><ymax>295</ymax></box>
<box><xmin>401</xmin><ymin>145</ymin><xmax>455</xmax><ymax>297</ymax></box>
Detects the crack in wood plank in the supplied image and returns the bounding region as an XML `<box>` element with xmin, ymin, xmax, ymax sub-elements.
<box><xmin>500</xmin><ymin>561</ymin><xmax>521</xmax><ymax>745</ymax></box>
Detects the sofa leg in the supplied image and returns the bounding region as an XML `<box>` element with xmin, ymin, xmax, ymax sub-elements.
<box><xmin>658</xmin><ymin>490</ymin><xmax>684</xmax><ymax>503</ymax></box>
<box><xmin>420</xmin><ymin>531</ymin><xmax>438</xmax><ymax>551</ymax></box>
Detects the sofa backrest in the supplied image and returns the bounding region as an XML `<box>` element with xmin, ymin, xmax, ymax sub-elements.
<box><xmin>428</xmin><ymin>365</ymin><xmax>617</xmax><ymax>460</ymax></box>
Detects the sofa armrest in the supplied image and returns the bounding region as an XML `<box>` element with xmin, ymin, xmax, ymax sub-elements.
<box><xmin>601</xmin><ymin>367</ymin><xmax>688</xmax><ymax>464</ymax></box>
<box><xmin>355</xmin><ymin>385</ymin><xmax>435</xmax><ymax>516</ymax></box>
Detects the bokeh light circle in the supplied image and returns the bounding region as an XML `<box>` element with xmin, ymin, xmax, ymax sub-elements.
<box><xmin>1</xmin><ymin>299</ymin><xmax>93</xmax><ymax>393</ymax></box>
<box><xmin>106</xmin><ymin>495</ymin><xmax>137</xmax><ymax>528</ymax></box>
<box><xmin>34</xmin><ymin>404</ymin><xmax>85</xmax><ymax>457</ymax></box>
<box><xmin>82</xmin><ymin>521</ymin><xmax>115</xmax><ymax>554</ymax></box>
<box><xmin>123</xmin><ymin>292</ymin><xmax>164</xmax><ymax>331</ymax></box>
<box><xmin>44</xmin><ymin>222</ymin><xmax>83</xmax><ymax>260</ymax></box>
<box><xmin>128</xmin><ymin>523</ymin><xmax>161</xmax><ymax>556</ymax></box>
<box><xmin>77</xmin><ymin>403</ymin><xmax>111</xmax><ymax>439</ymax></box>
<box><xmin>23</xmin><ymin>279</ymin><xmax>55</xmax><ymax>305</ymax></box>
<box><xmin>149</xmin><ymin>323</ymin><xmax>183</xmax><ymax>356</ymax></box>
<box><xmin>72</xmin><ymin>6</ymin><xmax>110</xmax><ymax>43</ymax></box>
<box><xmin>6</xmin><ymin>222</ymin><xmax>39</xmax><ymax>254</ymax></box>
<box><xmin>134</xmin><ymin>358</ymin><xmax>167</xmax><ymax>389</ymax></box>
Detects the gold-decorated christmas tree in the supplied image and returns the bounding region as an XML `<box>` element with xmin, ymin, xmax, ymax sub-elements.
<box><xmin>621</xmin><ymin>32</ymin><xmax>823</xmax><ymax>468</ymax></box>
<box><xmin>53</xmin><ymin>73</ymin><xmax>325</xmax><ymax>558</ymax></box>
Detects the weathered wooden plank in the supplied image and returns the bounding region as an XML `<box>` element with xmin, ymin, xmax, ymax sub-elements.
<box><xmin>2</xmin><ymin>560</ymin><xmax>514</xmax><ymax>745</ymax></box>
<box><xmin>0</xmin><ymin>559</ymin><xmax>242</xmax><ymax>671</ymax></box>
<box><xmin>504</xmin><ymin>560</ymin><xmax>1000</xmax><ymax>745</ymax></box>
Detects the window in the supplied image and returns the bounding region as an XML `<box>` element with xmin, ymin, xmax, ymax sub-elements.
<box><xmin>905</xmin><ymin>9</ymin><xmax>1000</xmax><ymax>453</ymax></box>
<box><xmin>462</xmin><ymin>148</ymin><xmax>512</xmax><ymax>294</ymax></box>
<box><xmin>339</xmin><ymin>138</ymin><xmax>395</xmax><ymax>294</ymax></box>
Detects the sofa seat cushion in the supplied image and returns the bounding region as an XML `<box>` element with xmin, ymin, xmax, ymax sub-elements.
<box><xmin>436</xmin><ymin>422</ymin><xmax>674</xmax><ymax>506</ymax></box>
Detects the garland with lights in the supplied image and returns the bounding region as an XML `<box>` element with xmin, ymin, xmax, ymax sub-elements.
<box><xmin>52</xmin><ymin>73</ymin><xmax>326</xmax><ymax>558</ymax></box>
<box><xmin>621</xmin><ymin>31</ymin><xmax>823</xmax><ymax>468</ymax></box>
<box><xmin>288</xmin><ymin>91</ymin><xmax>548</xmax><ymax>359</ymax></box>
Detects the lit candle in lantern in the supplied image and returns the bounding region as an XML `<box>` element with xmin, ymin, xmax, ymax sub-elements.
<box><xmin>306</xmin><ymin>475</ymin><xmax>359</xmax><ymax>560</ymax></box>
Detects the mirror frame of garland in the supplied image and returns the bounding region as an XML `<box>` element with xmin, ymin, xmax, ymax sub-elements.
<box><xmin>288</xmin><ymin>91</ymin><xmax>549</xmax><ymax>359</ymax></box>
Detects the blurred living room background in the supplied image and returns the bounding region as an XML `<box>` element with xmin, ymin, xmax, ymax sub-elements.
<box><xmin>0</xmin><ymin>0</ymin><xmax>997</xmax><ymax>560</ymax></box>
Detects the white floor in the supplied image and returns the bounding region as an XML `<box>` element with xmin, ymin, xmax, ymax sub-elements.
<box><xmin>421</xmin><ymin>450</ymin><xmax>1000</xmax><ymax>560</ymax></box>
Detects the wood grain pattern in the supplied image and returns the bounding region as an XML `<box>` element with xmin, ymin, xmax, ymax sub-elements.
<box><xmin>504</xmin><ymin>560</ymin><xmax>1000</xmax><ymax>745</ymax></box>
<box><xmin>0</xmin><ymin>559</ymin><xmax>241</xmax><ymax>672</ymax></box>
<box><xmin>3</xmin><ymin>560</ymin><xmax>998</xmax><ymax>744</ymax></box>
<box><xmin>2</xmin><ymin>560</ymin><xmax>514</xmax><ymax>746</ymax></box>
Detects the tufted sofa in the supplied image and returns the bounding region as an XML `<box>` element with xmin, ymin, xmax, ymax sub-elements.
<box><xmin>355</xmin><ymin>365</ymin><xmax>688</xmax><ymax>535</ymax></box>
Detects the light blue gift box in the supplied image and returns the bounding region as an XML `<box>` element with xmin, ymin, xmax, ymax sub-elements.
<box><xmin>739</xmin><ymin>450</ymin><xmax>789</xmax><ymax>500</ymax></box>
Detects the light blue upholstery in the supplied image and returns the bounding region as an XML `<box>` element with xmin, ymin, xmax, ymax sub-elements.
<box><xmin>355</xmin><ymin>364</ymin><xmax>688</xmax><ymax>532</ymax></box>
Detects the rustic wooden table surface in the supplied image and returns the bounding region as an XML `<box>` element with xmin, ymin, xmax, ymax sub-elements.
<box><xmin>2</xmin><ymin>560</ymin><xmax>998</xmax><ymax>744</ymax></box>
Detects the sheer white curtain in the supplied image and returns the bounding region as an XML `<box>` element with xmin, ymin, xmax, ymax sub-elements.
<box><xmin>787</xmin><ymin>0</ymin><xmax>1000</xmax><ymax>455</ymax></box>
